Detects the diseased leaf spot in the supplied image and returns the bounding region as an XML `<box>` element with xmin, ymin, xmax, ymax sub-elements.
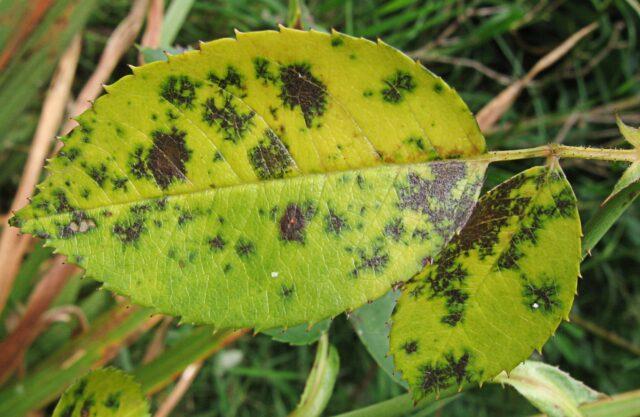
<box><xmin>113</xmin><ymin>218</ymin><xmax>145</xmax><ymax>244</ymax></box>
<box><xmin>279</xmin><ymin>63</ymin><xmax>328</xmax><ymax>128</ymax></box>
<box><xmin>202</xmin><ymin>94</ymin><xmax>255</xmax><ymax>142</ymax></box>
<box><xmin>148</xmin><ymin>127</ymin><xmax>191</xmax><ymax>189</ymax></box>
<box><xmin>208</xmin><ymin>234</ymin><xmax>226</xmax><ymax>251</ymax></box>
<box><xmin>523</xmin><ymin>281</ymin><xmax>561</xmax><ymax>313</ymax></box>
<box><xmin>104</xmin><ymin>392</ymin><xmax>121</xmax><ymax>410</ymax></box>
<box><xmin>208</xmin><ymin>65</ymin><xmax>245</xmax><ymax>92</ymax></box>
<box><xmin>352</xmin><ymin>245</ymin><xmax>390</xmax><ymax>277</ymax></box>
<box><xmin>53</xmin><ymin>189</ymin><xmax>75</xmax><ymax>214</ymax></box>
<box><xmin>60</xmin><ymin>147</ymin><xmax>81</xmax><ymax>162</ymax></box>
<box><xmin>253</xmin><ymin>57</ymin><xmax>276</xmax><ymax>83</ymax></box>
<box><xmin>111</xmin><ymin>177</ymin><xmax>128</xmax><ymax>191</ymax></box>
<box><xmin>331</xmin><ymin>36</ymin><xmax>344</xmax><ymax>47</ymax></box>
<box><xmin>59</xmin><ymin>211</ymin><xmax>97</xmax><ymax>239</ymax></box>
<box><xmin>281</xmin><ymin>284</ymin><xmax>294</xmax><ymax>298</ymax></box>
<box><xmin>80</xmin><ymin>395</ymin><xmax>95</xmax><ymax>417</ymax></box>
<box><xmin>248</xmin><ymin>130</ymin><xmax>294</xmax><ymax>180</ymax></box>
<box><xmin>405</xmin><ymin>136</ymin><xmax>426</xmax><ymax>151</ymax></box>
<box><xmin>177</xmin><ymin>212</ymin><xmax>193</xmax><ymax>225</ymax></box>
<box><xmin>325</xmin><ymin>209</ymin><xmax>348</xmax><ymax>235</ymax></box>
<box><xmin>396</xmin><ymin>162</ymin><xmax>470</xmax><ymax>235</ymax></box>
<box><xmin>235</xmin><ymin>238</ymin><xmax>255</xmax><ymax>258</ymax></box>
<box><xmin>128</xmin><ymin>146</ymin><xmax>149</xmax><ymax>179</ymax></box>
<box><xmin>161</xmin><ymin>75</ymin><xmax>199</xmax><ymax>109</ymax></box>
<box><xmin>279</xmin><ymin>203</ymin><xmax>309</xmax><ymax>243</ymax></box>
<box><xmin>419</xmin><ymin>352</ymin><xmax>470</xmax><ymax>394</ymax></box>
<box><xmin>403</xmin><ymin>340</ymin><xmax>418</xmax><ymax>354</ymax></box>
<box><xmin>384</xmin><ymin>217</ymin><xmax>405</xmax><ymax>241</ymax></box>
<box><xmin>381</xmin><ymin>70</ymin><xmax>416</xmax><ymax>104</ymax></box>
<box><xmin>86</xmin><ymin>163</ymin><xmax>108</xmax><ymax>187</ymax></box>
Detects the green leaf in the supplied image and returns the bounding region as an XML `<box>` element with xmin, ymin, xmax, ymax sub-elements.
<box><xmin>11</xmin><ymin>28</ymin><xmax>486</xmax><ymax>330</ymax></box>
<box><xmin>583</xmin><ymin>181</ymin><xmax>640</xmax><ymax>255</ymax></box>
<box><xmin>288</xmin><ymin>333</ymin><xmax>340</xmax><ymax>417</ymax></box>
<box><xmin>349</xmin><ymin>289</ymin><xmax>407</xmax><ymax>388</ymax></box>
<box><xmin>607</xmin><ymin>162</ymin><xmax>640</xmax><ymax>202</ymax></box>
<box><xmin>494</xmin><ymin>361</ymin><xmax>603</xmax><ymax>417</ymax></box>
<box><xmin>264</xmin><ymin>318</ymin><xmax>331</xmax><ymax>346</ymax></box>
<box><xmin>53</xmin><ymin>368</ymin><xmax>149</xmax><ymax>417</ymax></box>
<box><xmin>161</xmin><ymin>0</ymin><xmax>196</xmax><ymax>48</ymax></box>
<box><xmin>390</xmin><ymin>166</ymin><xmax>581</xmax><ymax>401</ymax></box>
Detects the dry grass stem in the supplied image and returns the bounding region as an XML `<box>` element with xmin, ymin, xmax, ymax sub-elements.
<box><xmin>142</xmin><ymin>316</ymin><xmax>173</xmax><ymax>364</ymax></box>
<box><xmin>476</xmin><ymin>22</ymin><xmax>599</xmax><ymax>132</ymax></box>
<box><xmin>0</xmin><ymin>258</ymin><xmax>78</xmax><ymax>384</ymax></box>
<box><xmin>139</xmin><ymin>0</ymin><xmax>164</xmax><ymax>64</ymax></box>
<box><xmin>0</xmin><ymin>35</ymin><xmax>82</xmax><ymax>315</ymax></box>
<box><xmin>59</xmin><ymin>0</ymin><xmax>150</xmax><ymax>138</ymax></box>
<box><xmin>153</xmin><ymin>362</ymin><xmax>204</xmax><ymax>417</ymax></box>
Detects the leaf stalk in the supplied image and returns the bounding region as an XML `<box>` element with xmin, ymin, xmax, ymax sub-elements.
<box><xmin>475</xmin><ymin>144</ymin><xmax>638</xmax><ymax>163</ymax></box>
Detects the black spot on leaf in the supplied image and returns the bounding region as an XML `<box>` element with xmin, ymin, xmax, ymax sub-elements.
<box><xmin>235</xmin><ymin>238</ymin><xmax>255</xmax><ymax>258</ymax></box>
<box><xmin>253</xmin><ymin>57</ymin><xmax>276</xmax><ymax>83</ymax></box>
<box><xmin>281</xmin><ymin>284</ymin><xmax>294</xmax><ymax>298</ymax></box>
<box><xmin>202</xmin><ymin>94</ymin><xmax>255</xmax><ymax>142</ymax></box>
<box><xmin>208</xmin><ymin>234</ymin><xmax>226</xmax><ymax>251</ymax></box>
<box><xmin>419</xmin><ymin>352</ymin><xmax>471</xmax><ymax>394</ymax></box>
<box><xmin>381</xmin><ymin>70</ymin><xmax>416</xmax><ymax>103</ymax></box>
<box><xmin>384</xmin><ymin>217</ymin><xmax>405</xmax><ymax>241</ymax></box>
<box><xmin>208</xmin><ymin>66</ymin><xmax>245</xmax><ymax>92</ymax></box>
<box><xmin>128</xmin><ymin>146</ymin><xmax>149</xmax><ymax>179</ymax></box>
<box><xmin>113</xmin><ymin>218</ymin><xmax>145</xmax><ymax>244</ymax></box>
<box><xmin>161</xmin><ymin>75</ymin><xmax>199</xmax><ymax>108</ymax></box>
<box><xmin>523</xmin><ymin>281</ymin><xmax>561</xmax><ymax>313</ymax></box>
<box><xmin>279</xmin><ymin>63</ymin><xmax>327</xmax><ymax>128</ymax></box>
<box><xmin>403</xmin><ymin>340</ymin><xmax>418</xmax><ymax>354</ymax></box>
<box><xmin>104</xmin><ymin>392</ymin><xmax>121</xmax><ymax>409</ymax></box>
<box><xmin>352</xmin><ymin>245</ymin><xmax>390</xmax><ymax>277</ymax></box>
<box><xmin>325</xmin><ymin>209</ymin><xmax>348</xmax><ymax>235</ymax></box>
<box><xmin>248</xmin><ymin>130</ymin><xmax>294</xmax><ymax>180</ymax></box>
<box><xmin>52</xmin><ymin>189</ymin><xmax>75</xmax><ymax>213</ymax></box>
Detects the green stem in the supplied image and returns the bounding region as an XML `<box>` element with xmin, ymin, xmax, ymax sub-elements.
<box><xmin>287</xmin><ymin>333</ymin><xmax>340</xmax><ymax>417</ymax></box>
<box><xmin>472</xmin><ymin>144</ymin><xmax>639</xmax><ymax>163</ymax></box>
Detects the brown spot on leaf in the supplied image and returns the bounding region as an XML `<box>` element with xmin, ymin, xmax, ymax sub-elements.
<box><xmin>279</xmin><ymin>203</ymin><xmax>307</xmax><ymax>243</ymax></box>
<box><xmin>147</xmin><ymin>127</ymin><xmax>191</xmax><ymax>189</ymax></box>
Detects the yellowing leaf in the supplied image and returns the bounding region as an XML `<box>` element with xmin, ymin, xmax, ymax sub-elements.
<box><xmin>494</xmin><ymin>361</ymin><xmax>603</xmax><ymax>417</ymax></box>
<box><xmin>617</xmin><ymin>116</ymin><xmax>640</xmax><ymax>148</ymax></box>
<box><xmin>53</xmin><ymin>368</ymin><xmax>149</xmax><ymax>417</ymax></box>
<box><xmin>389</xmin><ymin>166</ymin><xmax>581</xmax><ymax>401</ymax></box>
<box><xmin>11</xmin><ymin>29</ymin><xmax>486</xmax><ymax>330</ymax></box>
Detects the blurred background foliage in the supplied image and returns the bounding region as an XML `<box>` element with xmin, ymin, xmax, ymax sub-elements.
<box><xmin>0</xmin><ymin>0</ymin><xmax>639</xmax><ymax>416</ymax></box>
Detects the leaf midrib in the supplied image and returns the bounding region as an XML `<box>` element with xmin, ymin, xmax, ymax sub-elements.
<box><xmin>24</xmin><ymin>159</ymin><xmax>485</xmax><ymax>222</ymax></box>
